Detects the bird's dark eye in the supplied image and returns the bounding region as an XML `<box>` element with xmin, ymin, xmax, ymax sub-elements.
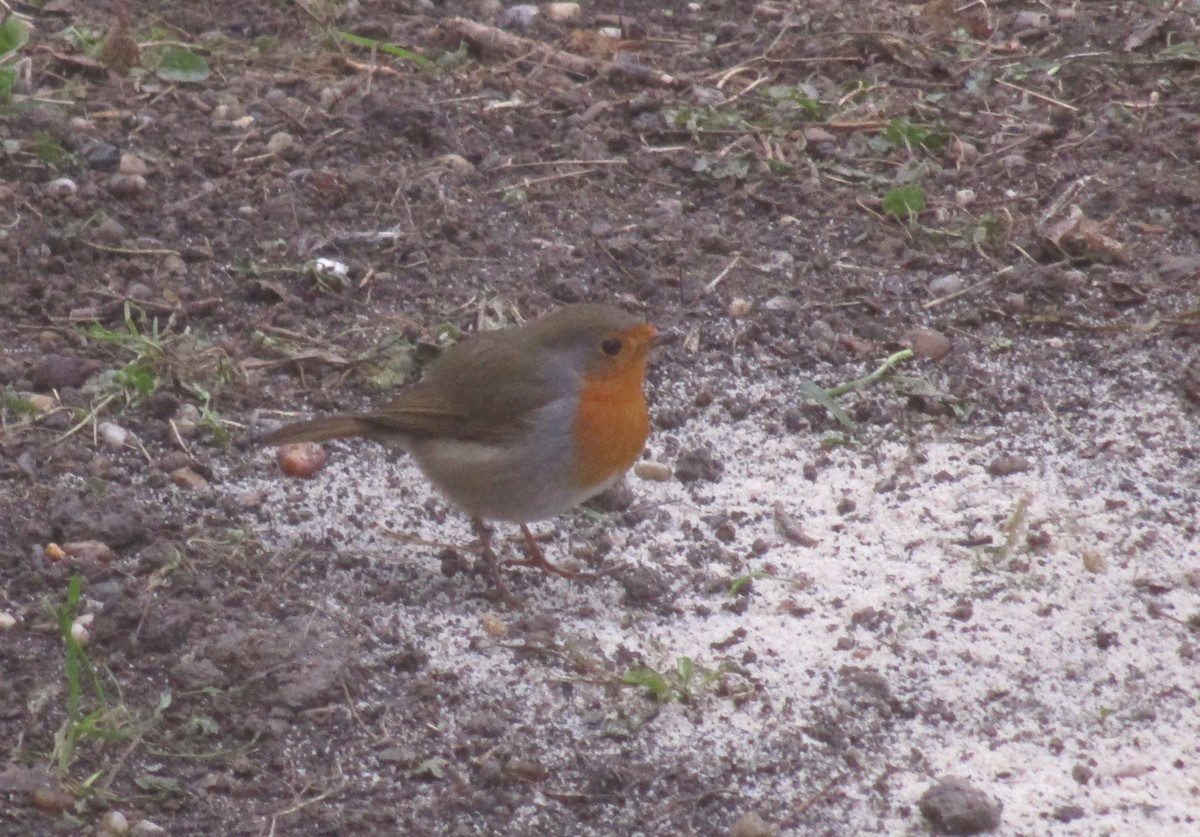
<box><xmin>600</xmin><ymin>337</ymin><xmax>622</xmax><ymax>356</ymax></box>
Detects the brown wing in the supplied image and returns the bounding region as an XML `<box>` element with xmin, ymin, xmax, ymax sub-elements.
<box><xmin>351</xmin><ymin>330</ymin><xmax>563</xmax><ymax>443</ymax></box>
<box><xmin>266</xmin><ymin>304</ymin><xmax>648</xmax><ymax>447</ymax></box>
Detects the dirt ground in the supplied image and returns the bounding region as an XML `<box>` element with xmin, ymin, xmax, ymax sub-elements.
<box><xmin>2</xmin><ymin>0</ymin><xmax>1199</xmax><ymax>835</ymax></box>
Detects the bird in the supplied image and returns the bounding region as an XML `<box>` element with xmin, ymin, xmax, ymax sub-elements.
<box><xmin>262</xmin><ymin>303</ymin><xmax>657</xmax><ymax>598</ymax></box>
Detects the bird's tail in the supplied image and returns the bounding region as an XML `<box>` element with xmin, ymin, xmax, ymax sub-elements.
<box><xmin>261</xmin><ymin>416</ymin><xmax>373</xmax><ymax>445</ymax></box>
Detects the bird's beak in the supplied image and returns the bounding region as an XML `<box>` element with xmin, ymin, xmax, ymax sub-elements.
<box><xmin>630</xmin><ymin>323</ymin><xmax>658</xmax><ymax>351</ymax></box>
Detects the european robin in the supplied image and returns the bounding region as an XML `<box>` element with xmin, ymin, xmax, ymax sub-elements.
<box><xmin>263</xmin><ymin>303</ymin><xmax>656</xmax><ymax>596</ymax></box>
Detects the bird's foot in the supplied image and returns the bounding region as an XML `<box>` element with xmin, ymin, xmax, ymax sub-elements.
<box><xmin>499</xmin><ymin>524</ymin><xmax>598</xmax><ymax>581</ymax></box>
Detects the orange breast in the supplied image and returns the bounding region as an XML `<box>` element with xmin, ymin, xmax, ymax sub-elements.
<box><xmin>572</xmin><ymin>357</ymin><xmax>650</xmax><ymax>491</ymax></box>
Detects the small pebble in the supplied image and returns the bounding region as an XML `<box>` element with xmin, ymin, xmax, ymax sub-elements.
<box><xmin>170</xmin><ymin>467</ymin><xmax>210</xmax><ymax>490</ymax></box>
<box><xmin>766</xmin><ymin>250</ymin><xmax>795</xmax><ymax>272</ymax></box>
<box><xmin>277</xmin><ymin>443</ymin><xmax>329</xmax><ymax>478</ymax></box>
<box><xmin>986</xmin><ymin>455</ymin><xmax>1032</xmax><ymax>477</ymax></box>
<box><xmin>99</xmin><ymin>421</ymin><xmax>129</xmax><ymax>448</ymax></box>
<box><xmin>1052</xmin><ymin>805</ymin><xmax>1085</xmax><ymax>823</ymax></box>
<box><xmin>28</xmin><ymin>394</ymin><xmax>56</xmax><ymax>413</ymax></box>
<box><xmin>438</xmin><ymin>153</ymin><xmax>475</xmax><ymax>175</ymax></box>
<box><xmin>126</xmin><ymin>281</ymin><xmax>151</xmax><ymax>300</ymax></box>
<box><xmin>232</xmin><ymin>115</ymin><xmax>255</xmax><ymax>130</ymax></box>
<box><xmin>319</xmin><ymin>86</ymin><xmax>341</xmax><ymax>109</ymax></box>
<box><xmin>728</xmin><ymin>297</ymin><xmax>753</xmax><ymax>318</ymax></box>
<box><xmin>657</xmin><ymin>198</ymin><xmax>683</xmax><ymax>217</ymax></box>
<box><xmin>311</xmin><ymin>257</ymin><xmax>349</xmax><ymax>280</ymax></box>
<box><xmin>161</xmin><ymin>253</ymin><xmax>187</xmax><ymax>276</ymax></box>
<box><xmin>545</xmin><ymin>2</ymin><xmax>581</xmax><ymax>22</ymax></box>
<box><xmin>130</xmin><ymin>821</ymin><xmax>167</xmax><ymax>837</ymax></box>
<box><xmin>1014</xmin><ymin>10</ymin><xmax>1050</xmax><ymax>32</ymax></box>
<box><xmin>675</xmin><ymin>446</ymin><xmax>724</xmax><ymax>483</ymax></box>
<box><xmin>480</xmin><ymin>611</ymin><xmax>507</xmax><ymax>637</ymax></box>
<box><xmin>71</xmin><ymin>619</ymin><xmax>92</xmax><ymax>646</ymax></box>
<box><xmin>918</xmin><ymin>776</ymin><xmax>1002</xmax><ymax>835</ymax></box>
<box><xmin>173</xmin><ymin>403</ymin><xmax>201</xmax><ymax>435</ymax></box>
<box><xmin>499</xmin><ymin>4</ymin><xmax>539</xmax><ymax>28</ymax></box>
<box><xmin>505</xmin><ymin>758</ymin><xmax>549</xmax><ymax>782</ymax></box>
<box><xmin>731</xmin><ymin>811</ymin><xmax>780</xmax><ymax>837</ymax></box>
<box><xmin>118</xmin><ymin>153</ymin><xmax>148</xmax><ymax>175</ymax></box>
<box><xmin>93</xmin><ymin>217</ymin><xmax>129</xmax><ymax>245</ymax></box>
<box><xmin>928</xmin><ymin>273</ymin><xmax>963</xmax><ymax>296</ymax></box>
<box><xmin>752</xmin><ymin>4</ymin><xmax>784</xmax><ymax>22</ymax></box>
<box><xmin>634</xmin><ymin>461</ymin><xmax>672</xmax><ymax>482</ymax></box>
<box><xmin>107</xmin><ymin>173</ymin><xmax>147</xmax><ymax>198</ymax></box>
<box><xmin>84</xmin><ymin>141</ymin><xmax>122</xmax><ymax>170</ymax></box>
<box><xmin>266</xmin><ymin>131</ymin><xmax>294</xmax><ymax>155</ymax></box>
<box><xmin>237</xmin><ymin>489</ymin><xmax>267</xmax><ymax>509</ymax></box>
<box><xmin>954</xmin><ymin>138</ymin><xmax>980</xmax><ymax>164</ymax></box>
<box><xmin>763</xmin><ymin>295</ymin><xmax>799</xmax><ymax>311</ymax></box>
<box><xmin>99</xmin><ymin>810</ymin><xmax>130</xmax><ymax>836</ymax></box>
<box><xmin>0</xmin><ymin>612</ymin><xmax>17</xmax><ymax>631</ymax></box>
<box><xmin>907</xmin><ymin>327</ymin><xmax>952</xmax><ymax>361</ymax></box>
<box><xmin>46</xmin><ymin>177</ymin><xmax>78</xmax><ymax>195</ymax></box>
<box><xmin>803</xmin><ymin>126</ymin><xmax>836</xmax><ymax>145</ymax></box>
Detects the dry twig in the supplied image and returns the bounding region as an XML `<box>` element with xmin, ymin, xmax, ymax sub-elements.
<box><xmin>446</xmin><ymin>17</ymin><xmax>684</xmax><ymax>88</ymax></box>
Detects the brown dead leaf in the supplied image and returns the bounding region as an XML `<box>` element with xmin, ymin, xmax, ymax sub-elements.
<box><xmin>1124</xmin><ymin>15</ymin><xmax>1166</xmax><ymax>52</ymax></box>
<box><xmin>919</xmin><ymin>0</ymin><xmax>993</xmax><ymax>39</ymax></box>
<box><xmin>838</xmin><ymin>333</ymin><xmax>876</xmax><ymax>357</ymax></box>
<box><xmin>241</xmin><ymin>345</ymin><xmax>353</xmax><ymax>369</ymax></box>
<box><xmin>567</xmin><ymin>30</ymin><xmax>645</xmax><ymax>60</ymax></box>
<box><xmin>1040</xmin><ymin>205</ymin><xmax>1125</xmax><ymax>262</ymax></box>
<box><xmin>248</xmin><ymin>279</ymin><xmax>298</xmax><ymax>302</ymax></box>
<box><xmin>774</xmin><ymin>502</ymin><xmax>819</xmax><ymax>547</ymax></box>
<box><xmin>1104</xmin><ymin>275</ymin><xmax>1149</xmax><ymax>306</ymax></box>
<box><xmin>1129</xmin><ymin>222</ymin><xmax>1167</xmax><ymax>235</ymax></box>
<box><xmin>44</xmin><ymin>46</ymin><xmax>107</xmax><ymax>74</ymax></box>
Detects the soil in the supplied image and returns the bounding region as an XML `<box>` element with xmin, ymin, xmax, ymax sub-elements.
<box><xmin>2</xmin><ymin>1</ymin><xmax>1199</xmax><ymax>835</ymax></box>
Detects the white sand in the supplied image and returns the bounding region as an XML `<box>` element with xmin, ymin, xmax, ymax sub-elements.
<box><xmin>235</xmin><ymin>337</ymin><xmax>1200</xmax><ymax>835</ymax></box>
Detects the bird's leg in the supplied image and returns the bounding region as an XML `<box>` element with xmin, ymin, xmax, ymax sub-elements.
<box><xmin>502</xmin><ymin>524</ymin><xmax>597</xmax><ymax>580</ymax></box>
<box><xmin>470</xmin><ymin>518</ymin><xmax>519</xmax><ymax>607</ymax></box>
